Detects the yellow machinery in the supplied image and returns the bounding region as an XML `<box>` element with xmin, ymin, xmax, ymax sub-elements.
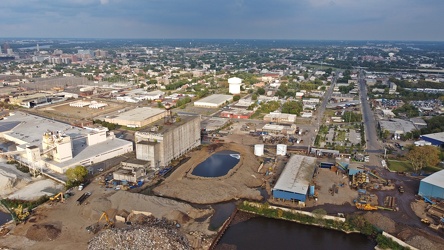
<box><xmin>86</xmin><ymin>212</ymin><xmax>114</xmax><ymax>233</ymax></box>
<box><xmin>14</xmin><ymin>204</ymin><xmax>30</xmax><ymax>221</ymax></box>
<box><xmin>355</xmin><ymin>203</ymin><xmax>378</xmax><ymax>211</ymax></box>
<box><xmin>50</xmin><ymin>192</ymin><xmax>65</xmax><ymax>203</ymax></box>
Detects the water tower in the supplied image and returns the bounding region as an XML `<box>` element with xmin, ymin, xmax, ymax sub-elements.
<box><xmin>228</xmin><ymin>77</ymin><xmax>242</xmax><ymax>94</ymax></box>
<box><xmin>164</xmin><ymin>103</ymin><xmax>173</xmax><ymax>124</ymax></box>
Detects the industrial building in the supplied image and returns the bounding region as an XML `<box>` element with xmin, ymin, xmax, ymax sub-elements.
<box><xmin>135</xmin><ymin>115</ymin><xmax>201</xmax><ymax>168</ymax></box>
<box><xmin>104</xmin><ymin>107</ymin><xmax>167</xmax><ymax>128</ymax></box>
<box><xmin>201</xmin><ymin>117</ymin><xmax>229</xmax><ymax>132</ymax></box>
<box><xmin>261</xmin><ymin>124</ymin><xmax>296</xmax><ymax>135</ymax></box>
<box><xmin>0</xmin><ymin>112</ymin><xmax>133</xmax><ymax>173</ymax></box>
<box><xmin>378</xmin><ymin>119</ymin><xmax>417</xmax><ymax>139</ymax></box>
<box><xmin>272</xmin><ymin>155</ymin><xmax>317</xmax><ymax>203</ymax></box>
<box><xmin>420</xmin><ymin>132</ymin><xmax>444</xmax><ymax>147</ymax></box>
<box><xmin>113</xmin><ymin>159</ymin><xmax>150</xmax><ymax>183</ymax></box>
<box><xmin>418</xmin><ymin>170</ymin><xmax>444</xmax><ymax>199</ymax></box>
<box><xmin>193</xmin><ymin>94</ymin><xmax>233</xmax><ymax>108</ymax></box>
<box><xmin>263</xmin><ymin>112</ymin><xmax>296</xmax><ymax>124</ymax></box>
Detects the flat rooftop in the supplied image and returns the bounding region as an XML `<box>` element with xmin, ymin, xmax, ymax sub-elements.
<box><xmin>379</xmin><ymin>118</ymin><xmax>417</xmax><ymax>134</ymax></box>
<box><xmin>421</xmin><ymin>132</ymin><xmax>444</xmax><ymax>143</ymax></box>
<box><xmin>137</xmin><ymin>115</ymin><xmax>199</xmax><ymax>135</ymax></box>
<box><xmin>273</xmin><ymin>155</ymin><xmax>317</xmax><ymax>195</ymax></box>
<box><xmin>107</xmin><ymin>107</ymin><xmax>166</xmax><ymax>122</ymax></box>
<box><xmin>421</xmin><ymin>170</ymin><xmax>444</xmax><ymax>187</ymax></box>
<box><xmin>194</xmin><ymin>94</ymin><xmax>232</xmax><ymax>105</ymax></box>
<box><xmin>0</xmin><ymin>112</ymin><xmax>132</xmax><ymax>166</ymax></box>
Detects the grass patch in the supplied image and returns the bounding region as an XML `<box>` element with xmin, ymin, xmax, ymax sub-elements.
<box><xmin>336</xmin><ymin>130</ymin><xmax>346</xmax><ymax>141</ymax></box>
<box><xmin>388</xmin><ymin>160</ymin><xmax>443</xmax><ymax>173</ymax></box>
<box><xmin>387</xmin><ymin>160</ymin><xmax>412</xmax><ymax>172</ymax></box>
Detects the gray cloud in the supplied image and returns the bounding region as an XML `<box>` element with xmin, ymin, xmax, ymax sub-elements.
<box><xmin>0</xmin><ymin>0</ymin><xmax>443</xmax><ymax>40</ymax></box>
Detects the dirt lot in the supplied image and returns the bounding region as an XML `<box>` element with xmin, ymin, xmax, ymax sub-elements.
<box><xmin>0</xmin><ymin>180</ymin><xmax>215</xmax><ymax>250</ymax></box>
<box><xmin>38</xmin><ymin>100</ymin><xmax>130</xmax><ymax>121</ymax></box>
<box><xmin>154</xmin><ymin>142</ymin><xmax>264</xmax><ymax>204</ymax></box>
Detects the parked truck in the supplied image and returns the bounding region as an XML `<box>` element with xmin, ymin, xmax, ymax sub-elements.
<box><xmin>76</xmin><ymin>192</ymin><xmax>91</xmax><ymax>205</ymax></box>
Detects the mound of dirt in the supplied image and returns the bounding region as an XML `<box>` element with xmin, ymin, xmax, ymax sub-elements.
<box><xmin>25</xmin><ymin>223</ymin><xmax>61</xmax><ymax>241</ymax></box>
<box><xmin>363</xmin><ymin>212</ymin><xmax>396</xmax><ymax>233</ymax></box>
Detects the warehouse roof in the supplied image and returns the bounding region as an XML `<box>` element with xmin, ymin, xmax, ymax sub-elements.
<box><xmin>194</xmin><ymin>94</ymin><xmax>232</xmax><ymax>106</ymax></box>
<box><xmin>379</xmin><ymin>118</ymin><xmax>416</xmax><ymax>134</ymax></box>
<box><xmin>273</xmin><ymin>155</ymin><xmax>317</xmax><ymax>195</ymax></box>
<box><xmin>107</xmin><ymin>107</ymin><xmax>166</xmax><ymax>122</ymax></box>
<box><xmin>421</xmin><ymin>132</ymin><xmax>444</xmax><ymax>143</ymax></box>
<box><xmin>421</xmin><ymin>170</ymin><xmax>444</xmax><ymax>187</ymax></box>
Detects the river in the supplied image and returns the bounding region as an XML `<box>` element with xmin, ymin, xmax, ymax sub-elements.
<box><xmin>217</xmin><ymin>213</ymin><xmax>375</xmax><ymax>250</ymax></box>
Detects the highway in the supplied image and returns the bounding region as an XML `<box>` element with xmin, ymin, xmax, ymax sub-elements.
<box><xmin>358</xmin><ymin>70</ymin><xmax>383</xmax><ymax>154</ymax></box>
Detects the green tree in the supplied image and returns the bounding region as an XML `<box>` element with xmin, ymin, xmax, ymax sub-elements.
<box><xmin>257</xmin><ymin>88</ymin><xmax>265</xmax><ymax>95</ymax></box>
<box><xmin>406</xmin><ymin>146</ymin><xmax>440</xmax><ymax>173</ymax></box>
<box><xmin>233</xmin><ymin>95</ymin><xmax>241</xmax><ymax>101</ymax></box>
<box><xmin>252</xmin><ymin>93</ymin><xmax>258</xmax><ymax>100</ymax></box>
<box><xmin>65</xmin><ymin>165</ymin><xmax>88</xmax><ymax>183</ymax></box>
<box><xmin>282</xmin><ymin>101</ymin><xmax>303</xmax><ymax>115</ymax></box>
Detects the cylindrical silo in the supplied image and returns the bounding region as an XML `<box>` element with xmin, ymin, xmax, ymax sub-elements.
<box><xmin>254</xmin><ymin>144</ymin><xmax>264</xmax><ymax>156</ymax></box>
<box><xmin>276</xmin><ymin>144</ymin><xmax>287</xmax><ymax>156</ymax></box>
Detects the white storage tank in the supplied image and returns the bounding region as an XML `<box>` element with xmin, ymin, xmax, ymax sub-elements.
<box><xmin>228</xmin><ymin>77</ymin><xmax>243</xmax><ymax>94</ymax></box>
<box><xmin>276</xmin><ymin>144</ymin><xmax>287</xmax><ymax>156</ymax></box>
<box><xmin>254</xmin><ymin>144</ymin><xmax>264</xmax><ymax>156</ymax></box>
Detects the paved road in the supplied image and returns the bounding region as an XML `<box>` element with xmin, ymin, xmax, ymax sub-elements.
<box><xmin>309</xmin><ymin>75</ymin><xmax>337</xmax><ymax>146</ymax></box>
<box><xmin>358</xmin><ymin>70</ymin><xmax>383</xmax><ymax>154</ymax></box>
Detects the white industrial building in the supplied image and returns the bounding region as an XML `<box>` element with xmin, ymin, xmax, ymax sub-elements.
<box><xmin>0</xmin><ymin>112</ymin><xmax>133</xmax><ymax>173</ymax></box>
<box><xmin>194</xmin><ymin>94</ymin><xmax>233</xmax><ymax>108</ymax></box>
<box><xmin>104</xmin><ymin>107</ymin><xmax>167</xmax><ymax>128</ymax></box>
<box><xmin>263</xmin><ymin>112</ymin><xmax>296</xmax><ymax>124</ymax></box>
<box><xmin>228</xmin><ymin>77</ymin><xmax>243</xmax><ymax>94</ymax></box>
<box><xmin>135</xmin><ymin>115</ymin><xmax>201</xmax><ymax>168</ymax></box>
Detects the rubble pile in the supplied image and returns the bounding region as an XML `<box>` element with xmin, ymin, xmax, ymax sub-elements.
<box><xmin>88</xmin><ymin>217</ymin><xmax>191</xmax><ymax>250</ymax></box>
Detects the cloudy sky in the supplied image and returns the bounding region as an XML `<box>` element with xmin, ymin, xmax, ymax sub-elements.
<box><xmin>1</xmin><ymin>0</ymin><xmax>443</xmax><ymax>41</ymax></box>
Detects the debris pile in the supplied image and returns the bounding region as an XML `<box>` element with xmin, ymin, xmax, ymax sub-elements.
<box><xmin>88</xmin><ymin>216</ymin><xmax>190</xmax><ymax>250</ymax></box>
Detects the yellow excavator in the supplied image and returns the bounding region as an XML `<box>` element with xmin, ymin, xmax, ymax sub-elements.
<box><xmin>355</xmin><ymin>203</ymin><xmax>378</xmax><ymax>211</ymax></box>
<box><xmin>86</xmin><ymin>212</ymin><xmax>115</xmax><ymax>234</ymax></box>
<box><xmin>14</xmin><ymin>204</ymin><xmax>30</xmax><ymax>221</ymax></box>
<box><xmin>50</xmin><ymin>192</ymin><xmax>65</xmax><ymax>203</ymax></box>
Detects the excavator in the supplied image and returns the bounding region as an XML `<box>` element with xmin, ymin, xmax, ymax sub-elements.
<box><xmin>355</xmin><ymin>203</ymin><xmax>378</xmax><ymax>211</ymax></box>
<box><xmin>50</xmin><ymin>192</ymin><xmax>65</xmax><ymax>203</ymax></box>
<box><xmin>86</xmin><ymin>212</ymin><xmax>115</xmax><ymax>234</ymax></box>
<box><xmin>14</xmin><ymin>204</ymin><xmax>30</xmax><ymax>221</ymax></box>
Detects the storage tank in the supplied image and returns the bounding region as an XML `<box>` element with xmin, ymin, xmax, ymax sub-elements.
<box><xmin>276</xmin><ymin>144</ymin><xmax>287</xmax><ymax>156</ymax></box>
<box><xmin>254</xmin><ymin>144</ymin><xmax>264</xmax><ymax>156</ymax></box>
<box><xmin>309</xmin><ymin>185</ymin><xmax>315</xmax><ymax>197</ymax></box>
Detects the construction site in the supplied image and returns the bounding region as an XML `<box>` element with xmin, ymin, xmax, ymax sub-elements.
<box><xmin>1</xmin><ymin>114</ymin><xmax>444</xmax><ymax>249</ymax></box>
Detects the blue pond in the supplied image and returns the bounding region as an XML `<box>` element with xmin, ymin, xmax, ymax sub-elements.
<box><xmin>191</xmin><ymin>150</ymin><xmax>240</xmax><ymax>177</ymax></box>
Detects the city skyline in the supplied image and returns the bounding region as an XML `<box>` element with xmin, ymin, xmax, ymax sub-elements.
<box><xmin>1</xmin><ymin>0</ymin><xmax>444</xmax><ymax>41</ymax></box>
